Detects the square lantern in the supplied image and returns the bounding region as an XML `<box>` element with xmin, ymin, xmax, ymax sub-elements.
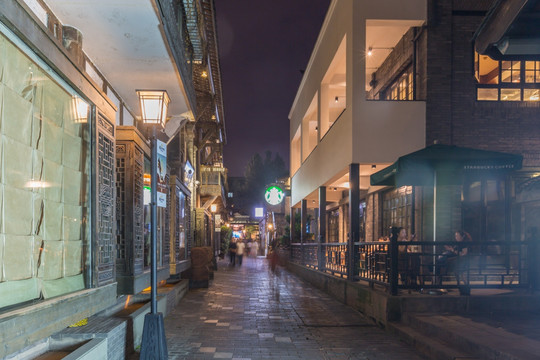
<box><xmin>136</xmin><ymin>90</ymin><xmax>170</xmax><ymax>127</ymax></box>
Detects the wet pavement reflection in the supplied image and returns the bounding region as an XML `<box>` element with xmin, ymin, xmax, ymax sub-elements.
<box><xmin>164</xmin><ymin>256</ymin><xmax>422</xmax><ymax>359</ymax></box>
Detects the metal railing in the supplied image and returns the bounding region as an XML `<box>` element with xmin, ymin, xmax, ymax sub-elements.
<box><xmin>290</xmin><ymin>239</ymin><xmax>533</xmax><ymax>295</ymax></box>
<box><xmin>322</xmin><ymin>243</ymin><xmax>348</xmax><ymax>277</ymax></box>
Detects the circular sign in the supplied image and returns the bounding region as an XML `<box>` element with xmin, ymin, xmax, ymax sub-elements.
<box><xmin>265</xmin><ymin>185</ymin><xmax>285</xmax><ymax>205</ymax></box>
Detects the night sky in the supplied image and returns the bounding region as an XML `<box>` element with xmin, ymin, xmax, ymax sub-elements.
<box><xmin>215</xmin><ymin>0</ymin><xmax>331</xmax><ymax>176</ymax></box>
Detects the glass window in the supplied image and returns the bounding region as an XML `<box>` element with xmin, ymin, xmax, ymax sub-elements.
<box><xmin>328</xmin><ymin>209</ymin><xmax>339</xmax><ymax>243</ymax></box>
<box><xmin>524</xmin><ymin>89</ymin><xmax>540</xmax><ymax>101</ymax></box>
<box><xmin>143</xmin><ymin>158</ymin><xmax>166</xmax><ymax>267</ymax></box>
<box><xmin>477</xmin><ymin>88</ymin><xmax>498</xmax><ymax>101</ymax></box>
<box><xmin>0</xmin><ymin>31</ymin><xmax>91</xmax><ymax>309</ymax></box>
<box><xmin>385</xmin><ymin>68</ymin><xmax>413</xmax><ymax>101</ymax></box>
<box><xmin>501</xmin><ymin>61</ymin><xmax>521</xmax><ymax>83</ymax></box>
<box><xmin>466</xmin><ymin>181</ymin><xmax>482</xmax><ymax>202</ymax></box>
<box><xmin>463</xmin><ymin>179</ymin><xmax>507</xmax><ymax>242</ymax></box>
<box><xmin>382</xmin><ymin>187</ymin><xmax>413</xmax><ymax>234</ymax></box>
<box><xmin>486</xmin><ymin>180</ymin><xmax>504</xmax><ymax>202</ymax></box>
<box><xmin>525</xmin><ymin>61</ymin><xmax>540</xmax><ymax>83</ymax></box>
<box><xmin>359</xmin><ymin>202</ymin><xmax>366</xmax><ymax>241</ymax></box>
<box><xmin>501</xmin><ymin>88</ymin><xmax>521</xmax><ymax>101</ymax></box>
<box><xmin>475</xmin><ymin>52</ymin><xmax>499</xmax><ymax>84</ymax></box>
<box><xmin>178</xmin><ymin>191</ymin><xmax>186</xmax><ymax>260</ymax></box>
<box><xmin>476</xmin><ymin>53</ymin><xmax>539</xmax><ymax>102</ymax></box>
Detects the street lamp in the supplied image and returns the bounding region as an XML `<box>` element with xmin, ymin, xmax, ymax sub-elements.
<box><xmin>138</xmin><ymin>90</ymin><xmax>170</xmax><ymax>360</ymax></box>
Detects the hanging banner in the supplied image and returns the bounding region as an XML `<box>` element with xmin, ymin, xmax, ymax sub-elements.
<box><xmin>215</xmin><ymin>214</ymin><xmax>221</xmax><ymax>232</ymax></box>
<box><xmin>157</xmin><ymin>139</ymin><xmax>167</xmax><ymax>207</ymax></box>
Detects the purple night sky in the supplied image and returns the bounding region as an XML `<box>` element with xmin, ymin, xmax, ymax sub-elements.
<box><xmin>215</xmin><ymin>0</ymin><xmax>330</xmax><ymax>176</ymax></box>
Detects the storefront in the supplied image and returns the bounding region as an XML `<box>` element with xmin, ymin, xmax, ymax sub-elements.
<box><xmin>0</xmin><ymin>24</ymin><xmax>91</xmax><ymax>309</ymax></box>
<box><xmin>116</xmin><ymin>126</ymin><xmax>171</xmax><ymax>294</ymax></box>
<box><xmin>169</xmin><ymin>174</ymin><xmax>191</xmax><ymax>275</ymax></box>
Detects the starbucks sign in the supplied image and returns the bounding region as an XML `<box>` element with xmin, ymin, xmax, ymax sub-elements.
<box><xmin>265</xmin><ymin>185</ymin><xmax>285</xmax><ymax>205</ymax></box>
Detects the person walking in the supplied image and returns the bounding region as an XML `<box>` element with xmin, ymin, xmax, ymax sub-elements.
<box><xmin>251</xmin><ymin>240</ymin><xmax>259</xmax><ymax>258</ymax></box>
<box><xmin>228</xmin><ymin>239</ymin><xmax>237</xmax><ymax>266</ymax></box>
<box><xmin>269</xmin><ymin>239</ymin><xmax>279</xmax><ymax>273</ymax></box>
<box><xmin>246</xmin><ymin>240</ymin><xmax>252</xmax><ymax>258</ymax></box>
<box><xmin>236</xmin><ymin>239</ymin><xmax>246</xmax><ymax>266</ymax></box>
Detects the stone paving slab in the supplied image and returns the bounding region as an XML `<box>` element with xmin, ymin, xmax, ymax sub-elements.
<box><xmin>160</xmin><ymin>257</ymin><xmax>421</xmax><ymax>360</ymax></box>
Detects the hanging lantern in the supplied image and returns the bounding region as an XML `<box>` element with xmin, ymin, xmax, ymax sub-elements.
<box><xmin>136</xmin><ymin>90</ymin><xmax>170</xmax><ymax>128</ymax></box>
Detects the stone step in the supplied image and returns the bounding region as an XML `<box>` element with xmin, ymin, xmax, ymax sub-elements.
<box><xmin>403</xmin><ymin>313</ymin><xmax>540</xmax><ymax>360</ymax></box>
<box><xmin>51</xmin><ymin>316</ymin><xmax>126</xmax><ymax>360</ymax></box>
<box><xmin>387</xmin><ymin>321</ymin><xmax>479</xmax><ymax>360</ymax></box>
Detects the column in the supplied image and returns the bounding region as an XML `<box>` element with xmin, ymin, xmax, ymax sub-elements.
<box><xmin>318</xmin><ymin>186</ymin><xmax>327</xmax><ymax>271</ymax></box>
<box><xmin>290</xmin><ymin>207</ymin><xmax>296</xmax><ymax>244</ymax></box>
<box><xmin>348</xmin><ymin>164</ymin><xmax>359</xmax><ymax>280</ymax></box>
<box><xmin>301</xmin><ymin>199</ymin><xmax>307</xmax><ymax>265</ymax></box>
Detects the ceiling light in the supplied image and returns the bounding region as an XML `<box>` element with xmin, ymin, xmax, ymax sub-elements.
<box><xmin>335</xmin><ymin>96</ymin><xmax>339</xmax><ymax>102</ymax></box>
<box><xmin>367</xmin><ymin>47</ymin><xmax>373</xmax><ymax>56</ymax></box>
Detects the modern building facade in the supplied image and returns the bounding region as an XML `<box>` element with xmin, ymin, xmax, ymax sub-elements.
<box><xmin>289</xmin><ymin>0</ymin><xmax>540</xmax><ymax>284</ymax></box>
<box><xmin>0</xmin><ymin>0</ymin><xmax>226</xmax><ymax>357</ymax></box>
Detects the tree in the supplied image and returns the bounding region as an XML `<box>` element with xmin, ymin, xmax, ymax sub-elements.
<box><xmin>220</xmin><ymin>225</ymin><xmax>233</xmax><ymax>256</ymax></box>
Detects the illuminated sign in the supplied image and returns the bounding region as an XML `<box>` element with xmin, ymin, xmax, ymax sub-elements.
<box><xmin>143</xmin><ymin>173</ymin><xmax>151</xmax><ymax>205</ymax></box>
<box><xmin>156</xmin><ymin>140</ymin><xmax>167</xmax><ymax>208</ymax></box>
<box><xmin>264</xmin><ymin>185</ymin><xmax>285</xmax><ymax>205</ymax></box>
<box><xmin>254</xmin><ymin>207</ymin><xmax>264</xmax><ymax>217</ymax></box>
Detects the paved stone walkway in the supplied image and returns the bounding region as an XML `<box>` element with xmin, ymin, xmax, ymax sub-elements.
<box><xmin>164</xmin><ymin>257</ymin><xmax>422</xmax><ymax>359</ymax></box>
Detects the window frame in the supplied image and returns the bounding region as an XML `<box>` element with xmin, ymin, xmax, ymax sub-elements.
<box><xmin>475</xmin><ymin>52</ymin><xmax>540</xmax><ymax>102</ymax></box>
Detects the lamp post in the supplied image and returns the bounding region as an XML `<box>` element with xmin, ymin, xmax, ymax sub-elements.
<box><xmin>138</xmin><ymin>90</ymin><xmax>170</xmax><ymax>360</ymax></box>
<box><xmin>210</xmin><ymin>203</ymin><xmax>217</xmax><ymax>255</ymax></box>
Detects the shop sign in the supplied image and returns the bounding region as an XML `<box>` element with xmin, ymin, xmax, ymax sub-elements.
<box><xmin>215</xmin><ymin>214</ymin><xmax>221</xmax><ymax>232</ymax></box>
<box><xmin>157</xmin><ymin>139</ymin><xmax>167</xmax><ymax>207</ymax></box>
<box><xmin>264</xmin><ymin>185</ymin><xmax>284</xmax><ymax>205</ymax></box>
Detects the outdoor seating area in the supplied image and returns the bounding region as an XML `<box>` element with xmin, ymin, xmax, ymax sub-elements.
<box><xmin>290</xmin><ymin>238</ymin><xmax>530</xmax><ymax>295</ymax></box>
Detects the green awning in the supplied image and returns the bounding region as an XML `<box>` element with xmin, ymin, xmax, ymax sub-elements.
<box><xmin>370</xmin><ymin>144</ymin><xmax>523</xmax><ymax>187</ymax></box>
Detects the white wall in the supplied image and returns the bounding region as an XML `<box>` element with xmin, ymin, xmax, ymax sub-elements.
<box><xmin>289</xmin><ymin>0</ymin><xmax>427</xmax><ymax>207</ymax></box>
<box><xmin>291</xmin><ymin>109</ymin><xmax>353</xmax><ymax>205</ymax></box>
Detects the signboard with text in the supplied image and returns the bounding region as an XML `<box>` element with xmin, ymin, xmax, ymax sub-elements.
<box><xmin>157</xmin><ymin>139</ymin><xmax>167</xmax><ymax>207</ymax></box>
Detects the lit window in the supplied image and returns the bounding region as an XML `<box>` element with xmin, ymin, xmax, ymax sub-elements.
<box><xmin>524</xmin><ymin>89</ymin><xmax>540</xmax><ymax>101</ymax></box>
<box><xmin>475</xmin><ymin>52</ymin><xmax>499</xmax><ymax>84</ymax></box>
<box><xmin>385</xmin><ymin>67</ymin><xmax>413</xmax><ymax>101</ymax></box>
<box><xmin>475</xmin><ymin>52</ymin><xmax>540</xmax><ymax>102</ymax></box>
<box><xmin>477</xmin><ymin>88</ymin><xmax>498</xmax><ymax>101</ymax></box>
<box><xmin>501</xmin><ymin>61</ymin><xmax>521</xmax><ymax>83</ymax></box>
<box><xmin>525</xmin><ymin>61</ymin><xmax>540</xmax><ymax>83</ymax></box>
<box><xmin>500</xmin><ymin>88</ymin><xmax>521</xmax><ymax>101</ymax></box>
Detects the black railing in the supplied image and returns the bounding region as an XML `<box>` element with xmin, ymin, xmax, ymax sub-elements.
<box><xmin>290</xmin><ymin>239</ymin><xmax>532</xmax><ymax>295</ymax></box>
<box><xmin>323</xmin><ymin>243</ymin><xmax>348</xmax><ymax>277</ymax></box>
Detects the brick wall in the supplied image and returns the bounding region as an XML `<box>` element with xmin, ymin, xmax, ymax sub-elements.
<box><xmin>425</xmin><ymin>0</ymin><xmax>540</xmax><ymax>164</ymax></box>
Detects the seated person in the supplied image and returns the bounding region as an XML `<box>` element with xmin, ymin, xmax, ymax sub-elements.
<box><xmin>394</xmin><ymin>227</ymin><xmax>419</xmax><ymax>288</ymax></box>
<box><xmin>437</xmin><ymin>230</ymin><xmax>472</xmax><ymax>288</ymax></box>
